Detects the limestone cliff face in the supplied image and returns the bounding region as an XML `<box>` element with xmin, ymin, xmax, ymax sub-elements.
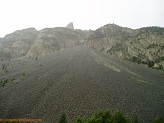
<box><xmin>1</xmin><ymin>23</ymin><xmax>163</xmax><ymax>70</ymax></box>
<box><xmin>27</xmin><ymin>27</ymin><xmax>86</xmax><ymax>57</ymax></box>
<box><xmin>84</xmin><ymin>24</ymin><xmax>135</xmax><ymax>52</ymax></box>
<box><xmin>111</xmin><ymin>28</ymin><xmax>164</xmax><ymax>69</ymax></box>
<box><xmin>84</xmin><ymin>25</ymin><xmax>164</xmax><ymax>69</ymax></box>
<box><xmin>0</xmin><ymin>28</ymin><xmax>38</xmax><ymax>60</ymax></box>
<box><xmin>0</xmin><ymin>25</ymin><xmax>91</xmax><ymax>60</ymax></box>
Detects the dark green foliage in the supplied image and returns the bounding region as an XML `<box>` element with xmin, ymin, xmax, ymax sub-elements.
<box><xmin>130</xmin><ymin>56</ymin><xmax>141</xmax><ymax>64</ymax></box>
<box><xmin>130</xmin><ymin>56</ymin><xmax>137</xmax><ymax>62</ymax></box>
<box><xmin>2</xmin><ymin>64</ymin><xmax>7</xmax><ymax>70</ymax></box>
<box><xmin>5</xmin><ymin>70</ymin><xmax>8</xmax><ymax>73</ymax></box>
<box><xmin>148</xmin><ymin>61</ymin><xmax>155</xmax><ymax>67</ymax></box>
<box><xmin>153</xmin><ymin>117</ymin><xmax>164</xmax><ymax>123</ymax></box>
<box><xmin>147</xmin><ymin>43</ymin><xmax>158</xmax><ymax>49</ymax></box>
<box><xmin>132</xmin><ymin>116</ymin><xmax>140</xmax><ymax>123</ymax></box>
<box><xmin>58</xmin><ymin>113</ymin><xmax>67</xmax><ymax>123</ymax></box>
<box><xmin>73</xmin><ymin>110</ymin><xmax>130</xmax><ymax>123</ymax></box>
<box><xmin>22</xmin><ymin>72</ymin><xmax>26</xmax><ymax>76</ymax></box>
<box><xmin>112</xmin><ymin>110</ymin><xmax>129</xmax><ymax>123</ymax></box>
<box><xmin>159</xmin><ymin>65</ymin><xmax>164</xmax><ymax>71</ymax></box>
<box><xmin>0</xmin><ymin>79</ymin><xmax>8</xmax><ymax>87</ymax></box>
<box><xmin>72</xmin><ymin>109</ymin><xmax>163</xmax><ymax>123</ymax></box>
<box><xmin>74</xmin><ymin>117</ymin><xmax>85</xmax><ymax>123</ymax></box>
<box><xmin>35</xmin><ymin>57</ymin><xmax>38</xmax><ymax>60</ymax></box>
<box><xmin>158</xmin><ymin>56</ymin><xmax>164</xmax><ymax>61</ymax></box>
<box><xmin>161</xmin><ymin>45</ymin><xmax>164</xmax><ymax>50</ymax></box>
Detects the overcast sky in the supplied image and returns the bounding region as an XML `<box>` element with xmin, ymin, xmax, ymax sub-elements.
<box><xmin>0</xmin><ymin>0</ymin><xmax>164</xmax><ymax>37</ymax></box>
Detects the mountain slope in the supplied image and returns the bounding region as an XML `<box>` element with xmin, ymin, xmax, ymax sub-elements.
<box><xmin>109</xmin><ymin>27</ymin><xmax>164</xmax><ymax>69</ymax></box>
<box><xmin>84</xmin><ymin>24</ymin><xmax>135</xmax><ymax>51</ymax></box>
<box><xmin>27</xmin><ymin>27</ymin><xmax>88</xmax><ymax>57</ymax></box>
<box><xmin>84</xmin><ymin>24</ymin><xmax>164</xmax><ymax>70</ymax></box>
<box><xmin>0</xmin><ymin>24</ymin><xmax>91</xmax><ymax>60</ymax></box>
<box><xmin>0</xmin><ymin>46</ymin><xmax>163</xmax><ymax>122</ymax></box>
<box><xmin>0</xmin><ymin>28</ymin><xmax>38</xmax><ymax>60</ymax></box>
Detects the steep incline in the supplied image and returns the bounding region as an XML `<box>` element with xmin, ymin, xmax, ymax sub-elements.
<box><xmin>84</xmin><ymin>24</ymin><xmax>164</xmax><ymax>69</ymax></box>
<box><xmin>0</xmin><ymin>46</ymin><xmax>163</xmax><ymax>122</ymax></box>
<box><xmin>27</xmin><ymin>27</ymin><xmax>86</xmax><ymax>57</ymax></box>
<box><xmin>0</xmin><ymin>28</ymin><xmax>38</xmax><ymax>60</ymax></box>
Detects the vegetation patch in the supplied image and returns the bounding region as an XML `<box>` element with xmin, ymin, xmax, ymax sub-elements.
<box><xmin>57</xmin><ymin>109</ymin><xmax>164</xmax><ymax>123</ymax></box>
<box><xmin>0</xmin><ymin>79</ymin><xmax>8</xmax><ymax>87</ymax></box>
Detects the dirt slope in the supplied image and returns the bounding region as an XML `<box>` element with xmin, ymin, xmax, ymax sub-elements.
<box><xmin>0</xmin><ymin>46</ymin><xmax>163</xmax><ymax>123</ymax></box>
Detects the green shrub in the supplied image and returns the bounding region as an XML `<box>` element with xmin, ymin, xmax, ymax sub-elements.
<box><xmin>112</xmin><ymin>110</ymin><xmax>129</xmax><ymax>123</ymax></box>
<box><xmin>132</xmin><ymin>116</ymin><xmax>140</xmax><ymax>123</ymax></box>
<box><xmin>74</xmin><ymin>117</ymin><xmax>85</xmax><ymax>123</ymax></box>
<box><xmin>148</xmin><ymin>61</ymin><xmax>155</xmax><ymax>67</ymax></box>
<box><xmin>153</xmin><ymin>117</ymin><xmax>164</xmax><ymax>123</ymax></box>
<box><xmin>5</xmin><ymin>70</ymin><xmax>8</xmax><ymax>73</ymax></box>
<box><xmin>130</xmin><ymin>56</ymin><xmax>141</xmax><ymax>64</ymax></box>
<box><xmin>73</xmin><ymin>110</ymin><xmax>130</xmax><ymax>123</ymax></box>
<box><xmin>0</xmin><ymin>79</ymin><xmax>8</xmax><ymax>87</ymax></box>
<box><xmin>58</xmin><ymin>113</ymin><xmax>67</xmax><ymax>123</ymax></box>
<box><xmin>22</xmin><ymin>72</ymin><xmax>26</xmax><ymax>76</ymax></box>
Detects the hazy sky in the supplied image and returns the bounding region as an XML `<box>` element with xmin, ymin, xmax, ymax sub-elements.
<box><xmin>0</xmin><ymin>0</ymin><xmax>164</xmax><ymax>37</ymax></box>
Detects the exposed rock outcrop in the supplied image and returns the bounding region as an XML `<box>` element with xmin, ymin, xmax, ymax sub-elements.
<box><xmin>27</xmin><ymin>27</ymin><xmax>87</xmax><ymax>57</ymax></box>
<box><xmin>0</xmin><ymin>28</ymin><xmax>38</xmax><ymax>60</ymax></box>
<box><xmin>66</xmin><ymin>22</ymin><xmax>74</xmax><ymax>30</ymax></box>
<box><xmin>84</xmin><ymin>24</ymin><xmax>164</xmax><ymax>70</ymax></box>
<box><xmin>1</xmin><ymin>23</ymin><xmax>164</xmax><ymax>70</ymax></box>
<box><xmin>84</xmin><ymin>24</ymin><xmax>135</xmax><ymax>51</ymax></box>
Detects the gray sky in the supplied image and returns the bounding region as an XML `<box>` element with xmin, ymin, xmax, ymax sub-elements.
<box><xmin>0</xmin><ymin>0</ymin><xmax>164</xmax><ymax>37</ymax></box>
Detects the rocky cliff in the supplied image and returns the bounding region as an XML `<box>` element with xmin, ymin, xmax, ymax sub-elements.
<box><xmin>0</xmin><ymin>28</ymin><xmax>38</xmax><ymax>60</ymax></box>
<box><xmin>0</xmin><ymin>23</ymin><xmax>91</xmax><ymax>60</ymax></box>
<box><xmin>1</xmin><ymin>23</ymin><xmax>164</xmax><ymax>70</ymax></box>
<box><xmin>66</xmin><ymin>22</ymin><xmax>74</xmax><ymax>30</ymax></box>
<box><xmin>27</xmin><ymin>27</ymin><xmax>88</xmax><ymax>57</ymax></box>
<box><xmin>84</xmin><ymin>24</ymin><xmax>164</xmax><ymax>70</ymax></box>
<box><xmin>84</xmin><ymin>24</ymin><xmax>136</xmax><ymax>51</ymax></box>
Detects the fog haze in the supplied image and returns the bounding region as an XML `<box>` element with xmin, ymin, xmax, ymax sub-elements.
<box><xmin>0</xmin><ymin>0</ymin><xmax>163</xmax><ymax>37</ymax></box>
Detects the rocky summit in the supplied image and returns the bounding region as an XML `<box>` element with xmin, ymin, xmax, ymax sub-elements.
<box><xmin>0</xmin><ymin>23</ymin><xmax>164</xmax><ymax>70</ymax></box>
<box><xmin>66</xmin><ymin>22</ymin><xmax>74</xmax><ymax>30</ymax></box>
<box><xmin>84</xmin><ymin>24</ymin><xmax>164</xmax><ymax>70</ymax></box>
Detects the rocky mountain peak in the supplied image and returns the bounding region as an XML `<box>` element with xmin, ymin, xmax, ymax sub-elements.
<box><xmin>66</xmin><ymin>22</ymin><xmax>74</xmax><ymax>30</ymax></box>
<box><xmin>4</xmin><ymin>28</ymin><xmax>38</xmax><ymax>40</ymax></box>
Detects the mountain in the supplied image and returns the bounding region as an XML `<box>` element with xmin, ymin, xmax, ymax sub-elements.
<box><xmin>0</xmin><ymin>46</ymin><xmax>163</xmax><ymax>123</ymax></box>
<box><xmin>27</xmin><ymin>27</ymin><xmax>84</xmax><ymax>57</ymax></box>
<box><xmin>0</xmin><ymin>28</ymin><xmax>38</xmax><ymax>60</ymax></box>
<box><xmin>84</xmin><ymin>24</ymin><xmax>164</xmax><ymax>70</ymax></box>
<box><xmin>0</xmin><ymin>24</ymin><xmax>91</xmax><ymax>60</ymax></box>
<box><xmin>0</xmin><ymin>23</ymin><xmax>164</xmax><ymax>70</ymax></box>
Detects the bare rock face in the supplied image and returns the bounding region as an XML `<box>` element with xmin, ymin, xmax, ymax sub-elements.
<box><xmin>66</xmin><ymin>22</ymin><xmax>74</xmax><ymax>30</ymax></box>
<box><xmin>0</xmin><ymin>28</ymin><xmax>38</xmax><ymax>60</ymax></box>
<box><xmin>27</xmin><ymin>27</ymin><xmax>85</xmax><ymax>57</ymax></box>
<box><xmin>84</xmin><ymin>24</ymin><xmax>135</xmax><ymax>52</ymax></box>
<box><xmin>0</xmin><ymin>26</ymin><xmax>91</xmax><ymax>60</ymax></box>
<box><xmin>84</xmin><ymin>25</ymin><xmax>164</xmax><ymax>70</ymax></box>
